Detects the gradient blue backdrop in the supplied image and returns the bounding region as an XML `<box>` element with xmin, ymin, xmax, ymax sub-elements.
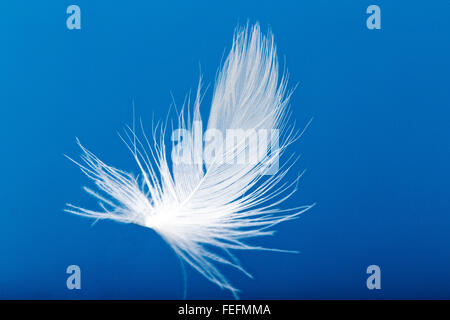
<box><xmin>1</xmin><ymin>0</ymin><xmax>449</xmax><ymax>299</ymax></box>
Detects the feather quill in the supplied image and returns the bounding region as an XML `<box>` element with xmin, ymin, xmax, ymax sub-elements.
<box><xmin>65</xmin><ymin>23</ymin><xmax>312</xmax><ymax>298</ymax></box>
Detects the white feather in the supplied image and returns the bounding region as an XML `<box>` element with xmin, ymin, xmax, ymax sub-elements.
<box><xmin>65</xmin><ymin>23</ymin><xmax>312</xmax><ymax>298</ymax></box>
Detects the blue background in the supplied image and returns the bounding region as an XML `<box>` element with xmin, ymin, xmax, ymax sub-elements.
<box><xmin>1</xmin><ymin>0</ymin><xmax>449</xmax><ymax>299</ymax></box>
